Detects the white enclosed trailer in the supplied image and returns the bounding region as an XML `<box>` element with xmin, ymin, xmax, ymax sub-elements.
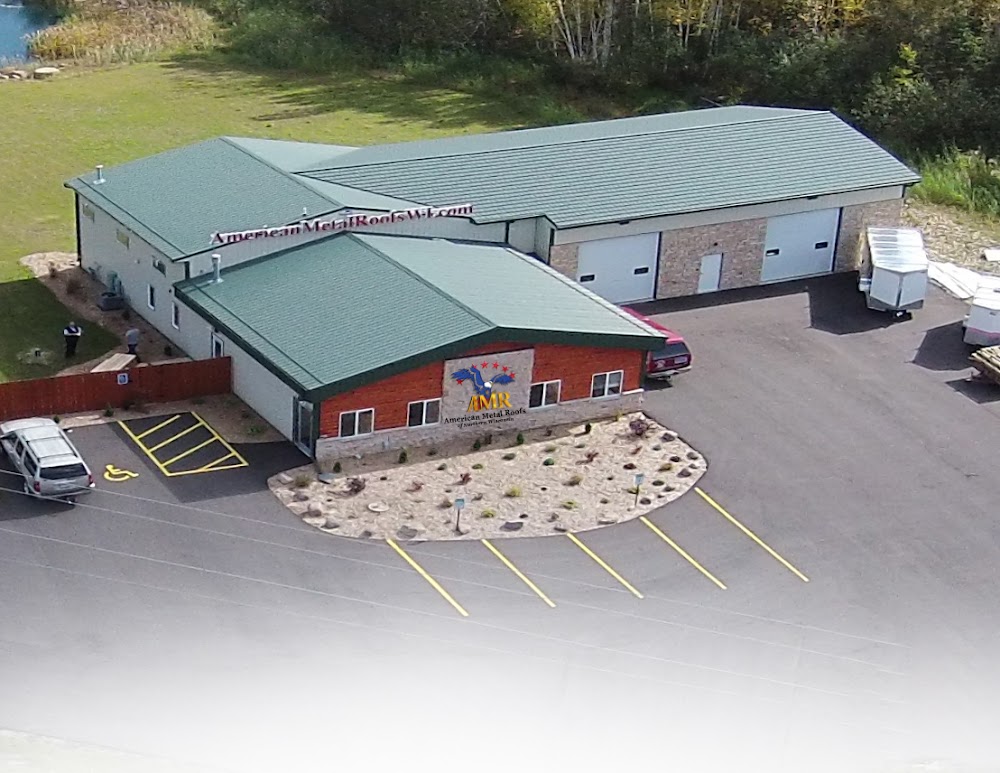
<box><xmin>858</xmin><ymin>227</ymin><xmax>929</xmax><ymax>319</ymax></box>
<box><xmin>964</xmin><ymin>286</ymin><xmax>1000</xmax><ymax>347</ymax></box>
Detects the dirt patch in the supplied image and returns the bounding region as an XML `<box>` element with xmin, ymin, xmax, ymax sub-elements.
<box><xmin>269</xmin><ymin>412</ymin><xmax>705</xmax><ymax>541</ymax></box>
<box><xmin>56</xmin><ymin>393</ymin><xmax>284</xmax><ymax>444</ymax></box>
<box><xmin>19</xmin><ymin>252</ymin><xmax>182</xmax><ymax>375</ymax></box>
<box><xmin>904</xmin><ymin>200</ymin><xmax>1000</xmax><ymax>276</ymax></box>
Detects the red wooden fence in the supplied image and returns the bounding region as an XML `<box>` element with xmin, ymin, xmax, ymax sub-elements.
<box><xmin>0</xmin><ymin>358</ymin><xmax>232</xmax><ymax>422</ymax></box>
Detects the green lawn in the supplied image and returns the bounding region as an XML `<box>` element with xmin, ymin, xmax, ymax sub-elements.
<box><xmin>0</xmin><ymin>56</ymin><xmax>561</xmax><ymax>381</ymax></box>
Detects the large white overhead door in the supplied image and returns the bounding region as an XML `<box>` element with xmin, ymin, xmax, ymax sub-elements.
<box><xmin>761</xmin><ymin>209</ymin><xmax>840</xmax><ymax>283</ymax></box>
<box><xmin>575</xmin><ymin>232</ymin><xmax>658</xmax><ymax>303</ymax></box>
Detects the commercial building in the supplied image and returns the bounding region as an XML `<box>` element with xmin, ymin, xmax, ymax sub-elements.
<box><xmin>64</xmin><ymin>105</ymin><xmax>918</xmax><ymax>458</ymax></box>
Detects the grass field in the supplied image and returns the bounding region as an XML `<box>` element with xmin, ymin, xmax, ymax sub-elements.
<box><xmin>0</xmin><ymin>55</ymin><xmax>580</xmax><ymax>381</ymax></box>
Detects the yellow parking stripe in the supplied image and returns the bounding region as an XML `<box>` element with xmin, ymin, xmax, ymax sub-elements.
<box><xmin>192</xmin><ymin>412</ymin><xmax>248</xmax><ymax>468</ymax></box>
<box><xmin>117</xmin><ymin>420</ymin><xmax>171</xmax><ymax>477</ymax></box>
<box><xmin>481</xmin><ymin>539</ymin><xmax>556</xmax><ymax>608</ymax></box>
<box><xmin>161</xmin><ymin>436</ymin><xmax>218</xmax><ymax>468</ymax></box>
<box><xmin>198</xmin><ymin>451</ymin><xmax>237</xmax><ymax>471</ymax></box>
<box><xmin>695</xmin><ymin>487</ymin><xmax>809</xmax><ymax>583</ymax></box>
<box><xmin>386</xmin><ymin>539</ymin><xmax>469</xmax><ymax>617</ymax></box>
<box><xmin>640</xmin><ymin>516</ymin><xmax>727</xmax><ymax>590</ymax></box>
<box><xmin>566</xmin><ymin>533</ymin><xmax>643</xmax><ymax>599</ymax></box>
<box><xmin>146</xmin><ymin>420</ymin><xmax>204</xmax><ymax>453</ymax></box>
<box><xmin>135</xmin><ymin>414</ymin><xmax>181</xmax><ymax>440</ymax></box>
<box><xmin>165</xmin><ymin>463</ymin><xmax>247</xmax><ymax>477</ymax></box>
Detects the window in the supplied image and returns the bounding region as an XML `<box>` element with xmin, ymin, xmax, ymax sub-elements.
<box><xmin>340</xmin><ymin>409</ymin><xmax>374</xmax><ymax>438</ymax></box>
<box><xmin>81</xmin><ymin>203</ymin><xmax>95</xmax><ymax>221</ymax></box>
<box><xmin>407</xmin><ymin>398</ymin><xmax>441</xmax><ymax>427</ymax></box>
<box><xmin>171</xmin><ymin>302</ymin><xmax>180</xmax><ymax>329</ymax></box>
<box><xmin>116</xmin><ymin>229</ymin><xmax>130</xmax><ymax>249</ymax></box>
<box><xmin>211</xmin><ymin>332</ymin><xmax>224</xmax><ymax>358</ymax></box>
<box><xmin>23</xmin><ymin>453</ymin><xmax>38</xmax><ymax>475</ymax></box>
<box><xmin>591</xmin><ymin>370</ymin><xmax>624</xmax><ymax>398</ymax></box>
<box><xmin>147</xmin><ymin>284</ymin><xmax>156</xmax><ymax>309</ymax></box>
<box><xmin>529</xmin><ymin>380</ymin><xmax>560</xmax><ymax>408</ymax></box>
<box><xmin>814</xmin><ymin>241</ymin><xmax>829</xmax><ymax>250</ymax></box>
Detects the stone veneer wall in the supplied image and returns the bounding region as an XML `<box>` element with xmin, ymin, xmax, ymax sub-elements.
<box><xmin>548</xmin><ymin>243</ymin><xmax>579</xmax><ymax>277</ymax></box>
<box><xmin>315</xmin><ymin>390</ymin><xmax>644</xmax><ymax>460</ymax></box>
<box><xmin>656</xmin><ymin>219</ymin><xmax>768</xmax><ymax>298</ymax></box>
<box><xmin>834</xmin><ymin>199</ymin><xmax>905</xmax><ymax>272</ymax></box>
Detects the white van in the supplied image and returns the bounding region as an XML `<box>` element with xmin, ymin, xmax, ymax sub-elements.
<box><xmin>0</xmin><ymin>418</ymin><xmax>95</xmax><ymax>502</ymax></box>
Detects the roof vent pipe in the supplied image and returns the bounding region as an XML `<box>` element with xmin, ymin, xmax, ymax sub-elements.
<box><xmin>211</xmin><ymin>253</ymin><xmax>222</xmax><ymax>284</ymax></box>
<box><xmin>94</xmin><ymin>164</ymin><xmax>105</xmax><ymax>184</ymax></box>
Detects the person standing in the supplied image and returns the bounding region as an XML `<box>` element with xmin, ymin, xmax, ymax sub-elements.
<box><xmin>125</xmin><ymin>327</ymin><xmax>140</xmax><ymax>356</ymax></box>
<box><xmin>63</xmin><ymin>321</ymin><xmax>82</xmax><ymax>358</ymax></box>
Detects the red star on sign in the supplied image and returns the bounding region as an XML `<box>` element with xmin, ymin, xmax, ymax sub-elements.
<box><xmin>493</xmin><ymin>362</ymin><xmax>499</xmax><ymax>369</ymax></box>
<box><xmin>481</xmin><ymin>361</ymin><xmax>488</xmax><ymax>368</ymax></box>
<box><xmin>502</xmin><ymin>366</ymin><xmax>509</xmax><ymax>373</ymax></box>
<box><xmin>510</xmin><ymin>372</ymin><xmax>516</xmax><ymax>378</ymax></box>
<box><xmin>456</xmin><ymin>379</ymin><xmax>464</xmax><ymax>384</ymax></box>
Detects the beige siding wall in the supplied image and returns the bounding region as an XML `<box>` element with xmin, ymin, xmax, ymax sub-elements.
<box><xmin>834</xmin><ymin>199</ymin><xmax>905</xmax><ymax>272</ymax></box>
<box><xmin>548</xmin><ymin>243</ymin><xmax>579</xmax><ymax>277</ymax></box>
<box><xmin>657</xmin><ymin>218</ymin><xmax>768</xmax><ymax>298</ymax></box>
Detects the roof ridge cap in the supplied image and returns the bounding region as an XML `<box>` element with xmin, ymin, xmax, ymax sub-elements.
<box><xmin>352</xmin><ymin>234</ymin><xmax>497</xmax><ymax>330</ymax></box>
<box><xmin>219</xmin><ymin>136</ymin><xmax>345</xmax><ymax>207</ymax></box>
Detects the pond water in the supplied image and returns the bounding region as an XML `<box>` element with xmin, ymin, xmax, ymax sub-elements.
<box><xmin>0</xmin><ymin>2</ymin><xmax>57</xmax><ymax>64</ymax></box>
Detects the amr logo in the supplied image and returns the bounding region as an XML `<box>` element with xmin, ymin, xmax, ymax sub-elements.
<box><xmin>451</xmin><ymin>362</ymin><xmax>516</xmax><ymax>412</ymax></box>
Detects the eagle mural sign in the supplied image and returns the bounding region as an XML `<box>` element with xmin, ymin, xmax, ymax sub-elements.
<box><xmin>441</xmin><ymin>350</ymin><xmax>534</xmax><ymax>430</ymax></box>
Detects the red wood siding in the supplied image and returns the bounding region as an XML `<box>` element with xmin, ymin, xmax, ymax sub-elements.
<box><xmin>0</xmin><ymin>358</ymin><xmax>232</xmax><ymax>422</ymax></box>
<box><xmin>318</xmin><ymin>344</ymin><xmax>645</xmax><ymax>437</ymax></box>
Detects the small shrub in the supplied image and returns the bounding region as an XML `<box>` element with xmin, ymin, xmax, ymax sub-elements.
<box><xmin>545</xmin><ymin>428</ymin><xmax>553</xmax><ymax>437</ymax></box>
<box><xmin>52</xmin><ymin>415</ymin><xmax>60</xmax><ymax>423</ymax></box>
<box><xmin>515</xmin><ymin>432</ymin><xmax>525</xmax><ymax>445</ymax></box>
<box><xmin>65</xmin><ymin>277</ymin><xmax>82</xmax><ymax>296</ymax></box>
<box><xmin>502</xmin><ymin>452</ymin><xmax>516</xmax><ymax>460</ymax></box>
<box><xmin>544</xmin><ymin>444</ymin><xmax>557</xmax><ymax>453</ymax></box>
<box><xmin>103</xmin><ymin>405</ymin><xmax>115</xmax><ymax>417</ymax></box>
<box><xmin>481</xmin><ymin>508</ymin><xmax>497</xmax><ymax>518</ymax></box>
<box><xmin>562</xmin><ymin>500</ymin><xmax>578</xmax><ymax>510</ymax></box>
<box><xmin>629</xmin><ymin>417</ymin><xmax>651</xmax><ymax>437</ymax></box>
<box><xmin>584</xmin><ymin>422</ymin><xmax>592</xmax><ymax>434</ymax></box>
<box><xmin>543</xmin><ymin>457</ymin><xmax>555</xmax><ymax>466</ymax></box>
<box><xmin>631</xmin><ymin>446</ymin><xmax>642</xmax><ymax>455</ymax></box>
<box><xmin>437</xmin><ymin>462</ymin><xmax>447</xmax><ymax>471</ymax></box>
<box><xmin>398</xmin><ymin>449</ymin><xmax>408</xmax><ymax>464</ymax></box>
<box><xmin>484</xmin><ymin>433</ymin><xmax>493</xmax><ymax>445</ymax></box>
<box><xmin>471</xmin><ymin>463</ymin><xmax>484</xmax><ymax>470</ymax></box>
<box><xmin>293</xmin><ymin>473</ymin><xmax>312</xmax><ymax>488</ymax></box>
<box><xmin>121</xmin><ymin>308</ymin><xmax>131</xmax><ymax>321</ymax></box>
<box><xmin>614</xmin><ymin>411</ymin><xmax>623</xmax><ymax>422</ymax></box>
<box><xmin>566</xmin><ymin>474</ymin><xmax>583</xmax><ymax>486</ymax></box>
<box><xmin>47</xmin><ymin>262</ymin><xmax>58</xmax><ymax>279</ymax></box>
<box><xmin>439</xmin><ymin>498</ymin><xmax>453</xmax><ymax>509</ymax></box>
<box><xmin>505</xmin><ymin>486</ymin><xmax>522</xmax><ymax>498</ymax></box>
<box><xmin>627</xmin><ymin>485</ymin><xmax>640</xmax><ymax>495</ymax></box>
<box><xmin>473</xmin><ymin>438</ymin><xmax>482</xmax><ymax>451</ymax></box>
<box><xmin>459</xmin><ymin>471</ymin><xmax>473</xmax><ymax>485</ymax></box>
<box><xmin>658</xmin><ymin>462</ymin><xmax>673</xmax><ymax>472</ymax></box>
<box><xmin>247</xmin><ymin>424</ymin><xmax>265</xmax><ymax>436</ymax></box>
<box><xmin>333</xmin><ymin>461</ymin><xmax>342</xmax><ymax>473</ymax></box>
<box><xmin>346</xmin><ymin>477</ymin><xmax>367</xmax><ymax>495</ymax></box>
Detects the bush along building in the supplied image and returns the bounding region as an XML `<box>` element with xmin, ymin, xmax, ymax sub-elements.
<box><xmin>64</xmin><ymin>106</ymin><xmax>919</xmax><ymax>460</ymax></box>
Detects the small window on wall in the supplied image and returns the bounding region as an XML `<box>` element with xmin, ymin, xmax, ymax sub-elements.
<box><xmin>171</xmin><ymin>302</ymin><xmax>180</xmax><ymax>329</ymax></box>
<box><xmin>529</xmin><ymin>380</ymin><xmax>560</xmax><ymax>408</ymax></box>
<box><xmin>340</xmin><ymin>408</ymin><xmax>374</xmax><ymax>438</ymax></box>
<box><xmin>81</xmin><ymin>203</ymin><xmax>95</xmax><ymax>221</ymax></box>
<box><xmin>407</xmin><ymin>399</ymin><xmax>441</xmax><ymax>428</ymax></box>
<box><xmin>116</xmin><ymin>229</ymin><xmax>130</xmax><ymax>249</ymax></box>
<box><xmin>591</xmin><ymin>370</ymin><xmax>624</xmax><ymax>398</ymax></box>
<box><xmin>147</xmin><ymin>284</ymin><xmax>156</xmax><ymax>310</ymax></box>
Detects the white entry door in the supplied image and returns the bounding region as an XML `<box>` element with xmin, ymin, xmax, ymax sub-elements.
<box><xmin>575</xmin><ymin>232</ymin><xmax>659</xmax><ymax>303</ymax></box>
<box><xmin>697</xmin><ymin>253</ymin><xmax>723</xmax><ymax>293</ymax></box>
<box><xmin>761</xmin><ymin>209</ymin><xmax>840</xmax><ymax>283</ymax></box>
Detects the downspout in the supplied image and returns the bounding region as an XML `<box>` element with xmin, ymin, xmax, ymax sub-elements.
<box><xmin>74</xmin><ymin>193</ymin><xmax>82</xmax><ymax>265</ymax></box>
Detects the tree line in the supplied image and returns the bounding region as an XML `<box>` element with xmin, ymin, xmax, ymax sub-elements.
<box><xmin>205</xmin><ymin>0</ymin><xmax>1000</xmax><ymax>158</ymax></box>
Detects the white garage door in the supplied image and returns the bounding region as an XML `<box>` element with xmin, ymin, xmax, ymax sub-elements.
<box><xmin>761</xmin><ymin>209</ymin><xmax>840</xmax><ymax>283</ymax></box>
<box><xmin>575</xmin><ymin>232</ymin><xmax>658</xmax><ymax>303</ymax></box>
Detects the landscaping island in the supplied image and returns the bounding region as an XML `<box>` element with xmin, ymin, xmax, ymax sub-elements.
<box><xmin>269</xmin><ymin>412</ymin><xmax>706</xmax><ymax>541</ymax></box>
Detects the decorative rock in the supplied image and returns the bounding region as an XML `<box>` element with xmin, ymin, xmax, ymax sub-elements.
<box><xmin>663</xmin><ymin>484</ymin><xmax>676</xmax><ymax>492</ymax></box>
<box><xmin>500</xmin><ymin>521</ymin><xmax>524</xmax><ymax>532</ymax></box>
<box><xmin>306</xmin><ymin>503</ymin><xmax>324</xmax><ymax>517</ymax></box>
<box><xmin>652</xmin><ymin>479</ymin><xmax>665</xmax><ymax>487</ymax></box>
<box><xmin>519</xmin><ymin>513</ymin><xmax>529</xmax><ymax>519</ymax></box>
<box><xmin>293</xmin><ymin>491</ymin><xmax>310</xmax><ymax>502</ymax></box>
<box><xmin>678</xmin><ymin>467</ymin><xmax>692</xmax><ymax>478</ymax></box>
<box><xmin>670</xmin><ymin>455</ymin><xmax>682</xmax><ymax>463</ymax></box>
<box><xmin>639</xmin><ymin>497</ymin><xmax>652</xmax><ymax>505</ymax></box>
<box><xmin>657</xmin><ymin>493</ymin><xmax>666</xmax><ymax>498</ymax></box>
<box><xmin>302</xmin><ymin>515</ymin><xmax>326</xmax><ymax>526</ymax></box>
<box><xmin>547</xmin><ymin>513</ymin><xmax>559</xmax><ymax>522</ymax></box>
<box><xmin>379</xmin><ymin>475</ymin><xmax>388</xmax><ymax>481</ymax></box>
<box><xmin>0</xmin><ymin>74</ymin><xmax>8</xmax><ymax>80</ymax></box>
<box><xmin>32</xmin><ymin>66</ymin><xmax>60</xmax><ymax>79</ymax></box>
<box><xmin>661</xmin><ymin>430</ymin><xmax>678</xmax><ymax>441</ymax></box>
<box><xmin>553</xmin><ymin>523</ymin><xmax>569</xmax><ymax>532</ymax></box>
<box><xmin>597</xmin><ymin>515</ymin><xmax>617</xmax><ymax>525</ymax></box>
<box><xmin>360</xmin><ymin>529</ymin><xmax>374</xmax><ymax>539</ymax></box>
<box><xmin>318</xmin><ymin>472</ymin><xmax>336</xmax><ymax>484</ymax></box>
<box><xmin>397</xmin><ymin>525</ymin><xmax>420</xmax><ymax>540</ymax></box>
<box><xmin>652</xmin><ymin>444</ymin><xmax>662</xmax><ymax>451</ymax></box>
<box><xmin>322</xmin><ymin>518</ymin><xmax>340</xmax><ymax>529</ymax></box>
<box><xmin>686</xmin><ymin>451</ymin><xmax>700</xmax><ymax>460</ymax></box>
<box><xmin>277</xmin><ymin>472</ymin><xmax>293</xmax><ymax>484</ymax></box>
<box><xmin>623</xmin><ymin>462</ymin><xmax>637</xmax><ymax>470</ymax></box>
<box><xmin>10</xmin><ymin>70</ymin><xmax>28</xmax><ymax>80</ymax></box>
<box><xmin>367</xmin><ymin>502</ymin><xmax>390</xmax><ymax>513</ymax></box>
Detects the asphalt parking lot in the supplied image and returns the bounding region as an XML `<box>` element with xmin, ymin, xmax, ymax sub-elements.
<box><xmin>2</xmin><ymin>274</ymin><xmax>1000</xmax><ymax>773</ymax></box>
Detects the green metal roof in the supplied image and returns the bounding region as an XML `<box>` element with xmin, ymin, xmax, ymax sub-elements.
<box><xmin>65</xmin><ymin>138</ymin><xmax>342</xmax><ymax>260</ymax></box>
<box><xmin>174</xmin><ymin>234</ymin><xmax>663</xmax><ymax>399</ymax></box>
<box><xmin>226</xmin><ymin>137</ymin><xmax>356</xmax><ymax>173</ymax></box>
<box><xmin>301</xmin><ymin>107</ymin><xmax>920</xmax><ymax>227</ymax></box>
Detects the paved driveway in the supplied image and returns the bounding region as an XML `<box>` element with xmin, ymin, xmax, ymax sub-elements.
<box><xmin>2</xmin><ymin>275</ymin><xmax>999</xmax><ymax>773</ymax></box>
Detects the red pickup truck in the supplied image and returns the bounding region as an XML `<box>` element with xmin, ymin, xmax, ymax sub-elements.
<box><xmin>622</xmin><ymin>307</ymin><xmax>692</xmax><ymax>382</ymax></box>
